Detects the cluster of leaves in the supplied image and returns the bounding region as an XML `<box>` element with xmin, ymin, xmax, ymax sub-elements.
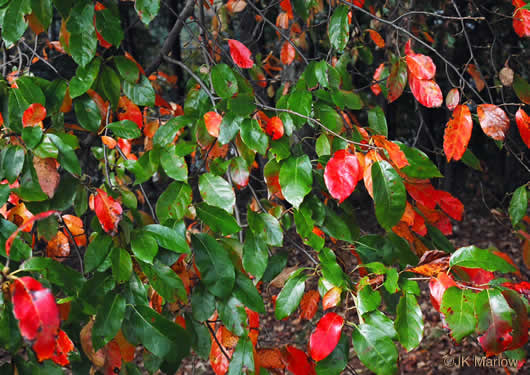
<box><xmin>0</xmin><ymin>0</ymin><xmax>528</xmax><ymax>374</ymax></box>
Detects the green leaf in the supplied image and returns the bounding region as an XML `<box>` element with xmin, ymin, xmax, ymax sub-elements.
<box><xmin>191</xmin><ymin>284</ymin><xmax>216</xmax><ymax>322</ymax></box>
<box><xmin>191</xmin><ymin>233</ymin><xmax>235</xmax><ymax>298</ymax></box>
<box><xmin>449</xmin><ymin>246</ymin><xmax>516</xmax><ymax>273</ymax></box>
<box><xmin>84</xmin><ymin>233</ymin><xmax>113</xmax><ymax>273</ymax></box>
<box><xmin>321</xmin><ymin>205</ymin><xmax>358</xmax><ymax>244</ymax></box>
<box><xmin>143</xmin><ymin>224</ymin><xmax>189</xmax><ymax>254</ymax></box>
<box><xmin>397</xmin><ymin>142</ymin><xmax>442</xmax><ymax>179</ymax></box>
<box><xmin>461</xmin><ymin>149</ymin><xmax>483</xmax><ymax>171</ymax></box>
<box><xmin>228</xmin><ymin>94</ymin><xmax>256</xmax><ymax>116</ymax></box>
<box><xmin>219</xmin><ymin>113</ymin><xmax>244</xmax><ymax>145</ymax></box>
<box><xmin>196</xmin><ymin>203</ymin><xmax>241</xmax><ymax>236</ymax></box>
<box><xmin>98</xmin><ymin>65</ymin><xmax>121</xmax><ymax>109</ymax></box>
<box><xmin>48</xmin><ymin>134</ymin><xmax>81</xmax><ymax>175</ymax></box>
<box><xmin>211</xmin><ymin>63</ymin><xmax>239</xmax><ymax>99</ymax></box>
<box><xmin>93</xmin><ymin>294</ymin><xmax>126</xmax><ymax>350</ymax></box>
<box><xmin>440</xmin><ymin>287</ymin><xmax>477</xmax><ymax>342</ymax></box>
<box><xmin>125</xmin><ymin>151</ymin><xmax>155</xmax><ymax>184</ymax></box>
<box><xmin>315</xmin><ymin>333</ymin><xmax>349</xmax><ymax>375</ymax></box>
<box><xmin>123</xmin><ymin>75</ymin><xmax>155</xmax><ymax>106</ymax></box>
<box><xmin>287</xmin><ymin>90</ymin><xmax>312</xmax><ymax>126</ymax></box>
<box><xmin>243</xmin><ymin>231</ymin><xmax>269</xmax><ymax>281</ymax></box>
<box><xmin>131</xmin><ymin>231</ymin><xmax>158</xmax><ymax>264</ymax></box>
<box><xmin>160</xmin><ymin>146</ymin><xmax>188</xmax><ymax>181</ymax></box>
<box><xmin>319</xmin><ymin>248</ymin><xmax>348</xmax><ymax>288</ymax></box>
<box><xmin>69</xmin><ymin>31</ymin><xmax>98</xmax><ymax>68</ymax></box>
<box><xmin>279</xmin><ymin>155</ymin><xmax>313</xmax><ymax>209</ymax></box>
<box><xmin>240</xmin><ymin>119</ymin><xmax>268</xmax><ymax>155</ymax></box>
<box><xmin>114</xmin><ymin>56</ymin><xmax>140</xmax><ymax>84</ymax></box>
<box><xmin>332</xmin><ymin>89</ymin><xmax>362</xmax><ymax>110</ymax></box>
<box><xmin>22</xmin><ymin>126</ymin><xmax>43</xmax><ymax>149</ymax></box>
<box><xmin>363</xmin><ymin>311</ymin><xmax>398</xmax><ymax>340</ymax></box>
<box><xmin>74</xmin><ymin>95</ymin><xmax>101</xmax><ymax>132</ymax></box>
<box><xmin>228</xmin><ymin>336</ymin><xmax>254</xmax><ymax>375</ymax></box>
<box><xmin>372</xmin><ymin>161</ymin><xmax>406</xmax><ymax>229</ymax></box>
<box><xmin>70</xmin><ymin>58</ymin><xmax>101</xmax><ymax>99</ymax></box>
<box><xmin>352</xmin><ymin>323</ymin><xmax>398</xmax><ymax>375</ymax></box>
<box><xmin>108</xmin><ymin>120</ymin><xmax>141</xmax><ymax>139</ymax></box>
<box><xmin>111</xmin><ymin>247</ymin><xmax>132</xmax><ymax>283</ymax></box>
<box><xmin>199</xmin><ymin>173</ymin><xmax>235</xmax><ymax>213</ymax></box>
<box><xmin>513</xmin><ymin>75</ymin><xmax>530</xmax><ymax>105</ymax></box>
<box><xmin>141</xmin><ymin>260</ymin><xmax>187</xmax><ymax>303</ymax></box>
<box><xmin>155</xmin><ymin>182</ymin><xmax>192</xmax><ymax>223</ymax></box>
<box><xmin>95</xmin><ymin>8</ymin><xmax>124</xmax><ymax>46</ymax></box>
<box><xmin>135</xmin><ymin>0</ymin><xmax>160</xmax><ymax>24</ymax></box>
<box><xmin>2</xmin><ymin>0</ymin><xmax>31</xmax><ymax>46</ymax></box>
<box><xmin>0</xmin><ymin>184</ymin><xmax>10</xmax><ymax>208</ymax></box>
<box><xmin>248</xmin><ymin>211</ymin><xmax>283</xmax><ymax>247</ymax></box>
<box><xmin>509</xmin><ymin>185</ymin><xmax>527</xmax><ymax>226</ymax></box>
<box><xmin>3</xmin><ymin>146</ymin><xmax>25</xmax><ymax>184</ymax></box>
<box><xmin>30</xmin><ymin>0</ymin><xmax>53</xmax><ymax>30</ymax></box>
<box><xmin>0</xmin><ymin>219</ymin><xmax>31</xmax><ymax>261</ymax></box>
<box><xmin>153</xmin><ymin>116</ymin><xmax>189</xmax><ymax>146</ymax></box>
<box><xmin>233</xmin><ymin>272</ymin><xmax>265</xmax><ymax>313</ymax></box>
<box><xmin>316</xmin><ymin>134</ymin><xmax>331</xmax><ymax>157</ymax></box>
<box><xmin>394</xmin><ymin>293</ymin><xmax>423</xmax><ymax>351</ymax></box>
<box><xmin>357</xmin><ymin>286</ymin><xmax>381</xmax><ymax>315</ymax></box>
<box><xmin>314</xmin><ymin>103</ymin><xmax>343</xmax><ymax>133</ymax></box>
<box><xmin>329</xmin><ymin>6</ymin><xmax>349</xmax><ymax>51</ymax></box>
<box><xmin>20</xmin><ymin>257</ymin><xmax>84</xmax><ymax>294</ymax></box>
<box><xmin>128</xmin><ymin>305</ymin><xmax>190</xmax><ymax>362</ymax></box>
<box><xmin>368</xmin><ymin>106</ymin><xmax>388</xmax><ymax>137</ymax></box>
<box><xmin>275</xmin><ymin>269</ymin><xmax>307</xmax><ymax>320</ymax></box>
<box><xmin>217</xmin><ymin>296</ymin><xmax>247</xmax><ymax>336</ymax></box>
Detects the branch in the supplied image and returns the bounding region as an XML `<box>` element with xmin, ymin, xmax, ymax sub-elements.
<box><xmin>145</xmin><ymin>0</ymin><xmax>195</xmax><ymax>76</ymax></box>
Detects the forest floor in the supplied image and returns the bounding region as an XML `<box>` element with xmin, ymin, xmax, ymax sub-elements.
<box><xmin>177</xmin><ymin>189</ymin><xmax>530</xmax><ymax>375</ymax></box>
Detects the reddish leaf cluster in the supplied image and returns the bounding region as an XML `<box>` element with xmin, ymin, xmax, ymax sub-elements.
<box><xmin>405</xmin><ymin>40</ymin><xmax>443</xmax><ymax>108</ymax></box>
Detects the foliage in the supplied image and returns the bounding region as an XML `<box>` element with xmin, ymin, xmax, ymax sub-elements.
<box><xmin>0</xmin><ymin>0</ymin><xmax>529</xmax><ymax>374</ymax></box>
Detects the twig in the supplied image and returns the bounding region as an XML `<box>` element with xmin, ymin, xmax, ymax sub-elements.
<box><xmin>60</xmin><ymin>216</ymin><xmax>85</xmax><ymax>276</ymax></box>
<box><xmin>285</xmin><ymin>235</ymin><xmax>318</xmax><ymax>265</ymax></box>
<box><xmin>103</xmin><ymin>104</ymin><xmax>113</xmax><ymax>188</ymax></box>
<box><xmin>20</xmin><ymin>39</ymin><xmax>62</xmax><ymax>77</ymax></box>
<box><xmin>145</xmin><ymin>0</ymin><xmax>195</xmax><ymax>76</ymax></box>
<box><xmin>205</xmin><ymin>320</ymin><xmax>231</xmax><ymax>361</ymax></box>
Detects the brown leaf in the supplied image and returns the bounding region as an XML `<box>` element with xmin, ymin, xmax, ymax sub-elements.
<box><xmin>33</xmin><ymin>157</ymin><xmax>60</xmax><ymax>198</ymax></box>
<box><xmin>299</xmin><ymin>290</ymin><xmax>320</xmax><ymax>320</ymax></box>
<box><xmin>46</xmin><ymin>231</ymin><xmax>71</xmax><ymax>261</ymax></box>
<box><xmin>477</xmin><ymin>104</ymin><xmax>510</xmax><ymax>141</ymax></box>
<box><xmin>467</xmin><ymin>64</ymin><xmax>485</xmax><ymax>92</ymax></box>
<box><xmin>270</xmin><ymin>266</ymin><xmax>298</xmax><ymax>288</ymax></box>
<box><xmin>499</xmin><ymin>67</ymin><xmax>514</xmax><ymax>86</ymax></box>
<box><xmin>407</xmin><ymin>250</ymin><xmax>450</xmax><ymax>276</ymax></box>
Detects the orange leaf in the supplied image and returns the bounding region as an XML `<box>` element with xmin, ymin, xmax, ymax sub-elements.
<box><xmin>367</xmin><ymin>29</ymin><xmax>385</xmax><ymax>48</ymax></box>
<box><xmin>435</xmin><ymin>190</ymin><xmax>464</xmax><ymax>221</ymax></box>
<box><xmin>280</xmin><ymin>41</ymin><xmax>296</xmax><ymax>65</ymax></box>
<box><xmin>93</xmin><ymin>189</ymin><xmax>122</xmax><ymax>235</ymax></box>
<box><xmin>101</xmin><ymin>136</ymin><xmax>117</xmax><ymax>149</ymax></box>
<box><xmin>33</xmin><ymin>156</ymin><xmax>60</xmax><ymax>198</ymax></box>
<box><xmin>322</xmin><ymin>287</ymin><xmax>342</xmax><ymax>310</ymax></box>
<box><xmin>265</xmin><ymin>116</ymin><xmax>284</xmax><ymax>140</ymax></box>
<box><xmin>210</xmin><ymin>327</ymin><xmax>232</xmax><ymax>375</ymax></box>
<box><xmin>22</xmin><ymin>103</ymin><xmax>46</xmax><ymax>127</ymax></box>
<box><xmin>228</xmin><ymin>39</ymin><xmax>254</xmax><ymax>69</ymax></box>
<box><xmin>408</xmin><ymin>250</ymin><xmax>450</xmax><ymax>277</ymax></box>
<box><xmin>62</xmin><ymin>214</ymin><xmax>87</xmax><ymax>247</ymax></box>
<box><xmin>226</xmin><ymin>0</ymin><xmax>247</xmax><ymax>13</ymax></box>
<box><xmin>276</xmin><ymin>12</ymin><xmax>289</xmax><ymax>30</ymax></box>
<box><xmin>467</xmin><ymin>64</ymin><xmax>485</xmax><ymax>92</ymax></box>
<box><xmin>280</xmin><ymin>0</ymin><xmax>294</xmax><ymax>19</ymax></box>
<box><xmin>477</xmin><ymin>104</ymin><xmax>510</xmax><ymax>141</ymax></box>
<box><xmin>299</xmin><ymin>290</ymin><xmax>320</xmax><ymax>320</ymax></box>
<box><xmin>6</xmin><ymin>210</ymin><xmax>58</xmax><ymax>256</ymax></box>
<box><xmin>406</xmin><ymin>53</ymin><xmax>436</xmax><ymax>80</ymax></box>
<box><xmin>204</xmin><ymin>111</ymin><xmax>222</xmax><ymax>138</ymax></box>
<box><xmin>117</xmin><ymin>96</ymin><xmax>143</xmax><ymax>129</ymax></box>
<box><xmin>513</xmin><ymin>0</ymin><xmax>530</xmax><ymax>37</ymax></box>
<box><xmin>373</xmin><ymin>136</ymin><xmax>409</xmax><ymax>168</ymax></box>
<box><xmin>516</xmin><ymin>108</ymin><xmax>530</xmax><ymax>148</ymax></box>
<box><xmin>371</xmin><ymin>62</ymin><xmax>385</xmax><ymax>96</ymax></box>
<box><xmin>114</xmin><ymin>330</ymin><xmax>135</xmax><ymax>363</ymax></box>
<box><xmin>443</xmin><ymin>104</ymin><xmax>472</xmax><ymax>162</ymax></box>
<box><xmin>445</xmin><ymin>88</ymin><xmax>460</xmax><ymax>111</ymax></box>
<box><xmin>46</xmin><ymin>231</ymin><xmax>71</xmax><ymax>261</ymax></box>
<box><xmin>257</xmin><ymin>348</ymin><xmax>285</xmax><ymax>369</ymax></box>
<box><xmin>80</xmin><ymin>320</ymin><xmax>106</xmax><ymax>368</ymax></box>
<box><xmin>408</xmin><ymin>74</ymin><xmax>442</xmax><ymax>108</ymax></box>
<box><xmin>386</xmin><ymin>59</ymin><xmax>407</xmax><ymax>103</ymax></box>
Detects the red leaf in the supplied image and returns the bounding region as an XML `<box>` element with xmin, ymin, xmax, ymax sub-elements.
<box><xmin>386</xmin><ymin>59</ymin><xmax>407</xmax><ymax>103</ymax></box>
<box><xmin>22</xmin><ymin>103</ymin><xmax>46</xmax><ymax>127</ymax></box>
<box><xmin>210</xmin><ymin>327</ymin><xmax>231</xmax><ymax>375</ymax></box>
<box><xmin>117</xmin><ymin>96</ymin><xmax>143</xmax><ymax>129</ymax></box>
<box><xmin>308</xmin><ymin>312</ymin><xmax>344</xmax><ymax>361</ymax></box>
<box><xmin>228</xmin><ymin>39</ymin><xmax>254</xmax><ymax>69</ymax></box>
<box><xmin>33</xmin><ymin>156</ymin><xmax>60</xmax><ymax>198</ymax></box>
<box><xmin>435</xmin><ymin>190</ymin><xmax>464</xmax><ymax>221</ymax></box>
<box><xmin>445</xmin><ymin>88</ymin><xmax>460</xmax><ymax>111</ymax></box>
<box><xmin>280</xmin><ymin>41</ymin><xmax>296</xmax><ymax>65</ymax></box>
<box><xmin>103</xmin><ymin>339</ymin><xmax>122</xmax><ymax>375</ymax></box>
<box><xmin>371</xmin><ymin>63</ymin><xmax>385</xmax><ymax>96</ymax></box>
<box><xmin>50</xmin><ymin>329</ymin><xmax>74</xmax><ymax>366</ymax></box>
<box><xmin>230</xmin><ymin>158</ymin><xmax>250</xmax><ymax>189</ymax></box>
<box><xmin>322</xmin><ymin>287</ymin><xmax>341</xmax><ymax>310</ymax></box>
<box><xmin>406</xmin><ymin>53</ymin><xmax>436</xmax><ymax>80</ymax></box>
<box><xmin>453</xmin><ymin>267</ymin><xmax>494</xmax><ymax>286</ymax></box>
<box><xmin>405</xmin><ymin>182</ymin><xmax>438</xmax><ymax>209</ymax></box>
<box><xmin>408</xmin><ymin>74</ymin><xmax>442</xmax><ymax>108</ymax></box>
<box><xmin>324</xmin><ymin>149</ymin><xmax>361</xmax><ymax>203</ymax></box>
<box><xmin>280</xmin><ymin>0</ymin><xmax>294</xmax><ymax>19</ymax></box>
<box><xmin>283</xmin><ymin>346</ymin><xmax>315</xmax><ymax>375</ymax></box>
<box><xmin>93</xmin><ymin>189</ymin><xmax>122</xmax><ymax>235</ymax></box>
<box><xmin>429</xmin><ymin>272</ymin><xmax>458</xmax><ymax>312</ymax></box>
<box><xmin>265</xmin><ymin>116</ymin><xmax>284</xmax><ymax>140</ymax></box>
<box><xmin>404</xmin><ymin>39</ymin><xmax>414</xmax><ymax>55</ymax></box>
<box><xmin>373</xmin><ymin>136</ymin><xmax>409</xmax><ymax>168</ymax></box>
<box><xmin>6</xmin><ymin>210</ymin><xmax>58</xmax><ymax>256</ymax></box>
<box><xmin>443</xmin><ymin>104</ymin><xmax>472</xmax><ymax>162</ymax></box>
<box><xmin>502</xmin><ymin>281</ymin><xmax>530</xmax><ymax>301</ymax></box>
<box><xmin>299</xmin><ymin>290</ymin><xmax>320</xmax><ymax>320</ymax></box>
<box><xmin>367</xmin><ymin>29</ymin><xmax>385</xmax><ymax>48</ymax></box>
<box><xmin>513</xmin><ymin>0</ymin><xmax>530</xmax><ymax>37</ymax></box>
<box><xmin>502</xmin><ymin>290</ymin><xmax>529</xmax><ymax>351</ymax></box>
<box><xmin>477</xmin><ymin>104</ymin><xmax>510</xmax><ymax>141</ymax></box>
<box><xmin>515</xmin><ymin>108</ymin><xmax>530</xmax><ymax>148</ymax></box>
<box><xmin>204</xmin><ymin>111</ymin><xmax>222</xmax><ymax>138</ymax></box>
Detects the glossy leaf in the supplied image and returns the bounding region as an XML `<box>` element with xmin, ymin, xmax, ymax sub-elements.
<box><xmin>135</xmin><ymin>0</ymin><xmax>160</xmax><ymax>24</ymax></box>
<box><xmin>515</xmin><ymin>108</ymin><xmax>530</xmax><ymax>148</ymax></box>
<box><xmin>227</xmin><ymin>336</ymin><xmax>254</xmax><ymax>374</ymax></box>
<box><xmin>309</xmin><ymin>313</ymin><xmax>344</xmax><ymax>362</ymax></box>
<box><xmin>406</xmin><ymin>53</ymin><xmax>436</xmax><ymax>80</ymax></box>
<box><xmin>279</xmin><ymin>155</ymin><xmax>313</xmax><ymax>209</ymax></box>
<box><xmin>228</xmin><ymin>39</ymin><xmax>254</xmax><ymax>69</ymax></box>
<box><xmin>428</xmin><ymin>272</ymin><xmax>458</xmax><ymax>312</ymax></box>
<box><xmin>509</xmin><ymin>185</ymin><xmax>528</xmax><ymax>226</ymax></box>
<box><xmin>240</xmin><ymin>119</ymin><xmax>268</xmax><ymax>154</ymax></box>
<box><xmin>352</xmin><ymin>323</ymin><xmax>398</xmax><ymax>375</ymax></box>
<box><xmin>22</xmin><ymin>103</ymin><xmax>46</xmax><ymax>127</ymax></box>
<box><xmin>93</xmin><ymin>189</ymin><xmax>122</xmax><ymax>235</ymax></box>
<box><xmin>211</xmin><ymin>64</ymin><xmax>239</xmax><ymax>99</ymax></box>
<box><xmin>443</xmin><ymin>104</ymin><xmax>472</xmax><ymax>162</ymax></box>
<box><xmin>408</xmin><ymin>74</ymin><xmax>442</xmax><ymax>108</ymax></box>
<box><xmin>386</xmin><ymin>59</ymin><xmax>407</xmax><ymax>103</ymax></box>
<box><xmin>284</xmin><ymin>346</ymin><xmax>316</xmax><ymax>375</ymax></box>
<box><xmin>204</xmin><ymin>111</ymin><xmax>223</xmax><ymax>138</ymax></box>
<box><xmin>196</xmin><ymin>203</ymin><xmax>241</xmax><ymax>236</ymax></box>
<box><xmin>243</xmin><ymin>231</ymin><xmax>269</xmax><ymax>281</ymax></box>
<box><xmin>275</xmin><ymin>269</ymin><xmax>307</xmax><ymax>320</ymax></box>
<box><xmin>324</xmin><ymin>150</ymin><xmax>360</xmax><ymax>203</ymax></box>
<box><xmin>371</xmin><ymin>161</ymin><xmax>406</xmax><ymax>230</ymax></box>
<box><xmin>107</xmin><ymin>120</ymin><xmax>141</xmax><ymax>139</ymax></box>
<box><xmin>440</xmin><ymin>287</ymin><xmax>477</xmax><ymax>342</ymax></box>
<box><xmin>265</xmin><ymin>117</ymin><xmax>284</xmax><ymax>140</ymax></box>
<box><xmin>445</xmin><ymin>88</ymin><xmax>460</xmax><ymax>111</ymax></box>
<box><xmin>477</xmin><ymin>104</ymin><xmax>510</xmax><ymax>141</ymax></box>
<box><xmin>199</xmin><ymin>173</ymin><xmax>235</xmax><ymax>213</ymax></box>
<box><xmin>394</xmin><ymin>293</ymin><xmax>423</xmax><ymax>351</ymax></box>
<box><xmin>329</xmin><ymin>6</ymin><xmax>349</xmax><ymax>51</ymax></box>
<box><xmin>281</xmin><ymin>41</ymin><xmax>296</xmax><ymax>65</ymax></box>
<box><xmin>513</xmin><ymin>0</ymin><xmax>530</xmax><ymax>37</ymax></box>
<box><xmin>93</xmin><ymin>294</ymin><xmax>126</xmax><ymax>350</ymax></box>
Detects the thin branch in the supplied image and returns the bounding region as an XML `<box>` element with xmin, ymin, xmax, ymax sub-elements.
<box><xmin>392</xmin><ymin>10</ymin><xmax>485</xmax><ymax>23</ymax></box>
<box><xmin>205</xmin><ymin>321</ymin><xmax>231</xmax><ymax>361</ymax></box>
<box><xmin>20</xmin><ymin>39</ymin><xmax>62</xmax><ymax>77</ymax></box>
<box><xmin>59</xmin><ymin>216</ymin><xmax>84</xmax><ymax>276</ymax></box>
<box><xmin>145</xmin><ymin>0</ymin><xmax>195</xmax><ymax>76</ymax></box>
